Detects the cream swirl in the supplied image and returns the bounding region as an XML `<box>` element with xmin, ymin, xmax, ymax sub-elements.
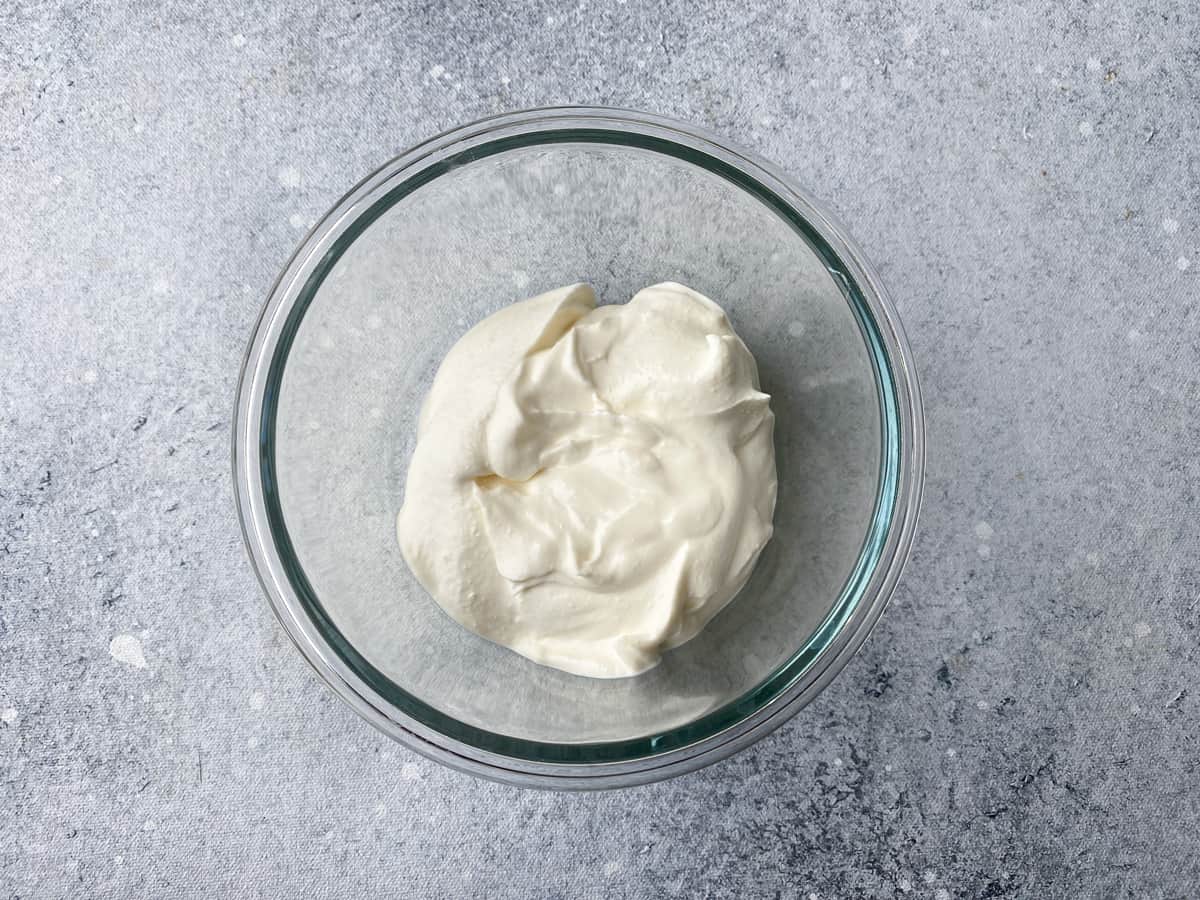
<box><xmin>398</xmin><ymin>282</ymin><xmax>776</xmax><ymax>677</ymax></box>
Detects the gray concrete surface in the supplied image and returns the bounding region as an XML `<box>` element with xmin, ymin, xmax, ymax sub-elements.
<box><xmin>3</xmin><ymin>1</ymin><xmax>1198</xmax><ymax>897</ymax></box>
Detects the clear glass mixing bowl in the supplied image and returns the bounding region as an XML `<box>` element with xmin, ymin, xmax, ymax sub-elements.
<box><xmin>233</xmin><ymin>107</ymin><xmax>924</xmax><ymax>788</ymax></box>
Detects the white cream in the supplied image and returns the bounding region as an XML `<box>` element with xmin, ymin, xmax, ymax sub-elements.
<box><xmin>397</xmin><ymin>282</ymin><xmax>776</xmax><ymax>678</ymax></box>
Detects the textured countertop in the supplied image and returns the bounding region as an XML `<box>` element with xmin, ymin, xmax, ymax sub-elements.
<box><xmin>3</xmin><ymin>2</ymin><xmax>1198</xmax><ymax>897</ymax></box>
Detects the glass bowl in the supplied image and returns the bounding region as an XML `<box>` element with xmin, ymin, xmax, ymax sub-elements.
<box><xmin>233</xmin><ymin>107</ymin><xmax>924</xmax><ymax>789</ymax></box>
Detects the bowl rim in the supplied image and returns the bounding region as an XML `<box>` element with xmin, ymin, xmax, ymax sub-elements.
<box><xmin>232</xmin><ymin>105</ymin><xmax>926</xmax><ymax>789</ymax></box>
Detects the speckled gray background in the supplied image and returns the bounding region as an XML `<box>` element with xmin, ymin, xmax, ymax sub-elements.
<box><xmin>3</xmin><ymin>1</ymin><xmax>1198</xmax><ymax>897</ymax></box>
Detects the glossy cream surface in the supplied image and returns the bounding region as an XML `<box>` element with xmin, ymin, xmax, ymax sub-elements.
<box><xmin>398</xmin><ymin>282</ymin><xmax>776</xmax><ymax>677</ymax></box>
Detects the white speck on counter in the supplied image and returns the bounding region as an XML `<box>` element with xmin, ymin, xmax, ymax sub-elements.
<box><xmin>940</xmin><ymin>47</ymin><xmax>950</xmax><ymax>57</ymax></box>
<box><xmin>946</xmin><ymin>747</ymin><xmax>957</xmax><ymax>757</ymax></box>
<box><xmin>1</xmin><ymin>708</ymin><xmax>16</xmax><ymax>725</ymax></box>
<box><xmin>428</xmin><ymin>64</ymin><xmax>445</xmax><ymax>79</ymax></box>
<box><xmin>1163</xmin><ymin>217</ymin><xmax>1180</xmax><ymax>234</ymax></box>
<box><xmin>231</xmin><ymin>33</ymin><xmax>246</xmax><ymax>48</ymax></box>
<box><xmin>833</xmin><ymin>757</ymin><xmax>843</xmax><ymax>767</ymax></box>
<box><xmin>143</xmin><ymin>819</ymin><xmax>156</xmax><ymax>831</ymax></box>
<box><xmin>977</xmin><ymin>699</ymin><xmax>989</xmax><ymax>710</ymax></box>
<box><xmin>977</xmin><ymin>544</ymin><xmax>992</xmax><ymax>559</ymax></box>
<box><xmin>114</xmin><ymin>856</ymin><xmax>124</xmax><ymax>865</ymax></box>
<box><xmin>974</xmin><ymin>521</ymin><xmax>994</xmax><ymax>541</ymax></box>
<box><xmin>82</xmin><ymin>369</ymin><xmax>99</xmax><ymax>384</ymax></box>
<box><xmin>277</xmin><ymin>166</ymin><xmax>301</xmax><ymax>189</ymax></box>
<box><xmin>1176</xmin><ymin>256</ymin><xmax>1190</xmax><ymax>271</ymax></box>
<box><xmin>247</xmin><ymin>736</ymin><xmax>259</xmax><ymax>748</ymax></box>
<box><xmin>898</xmin><ymin>877</ymin><xmax>913</xmax><ymax>892</ymax></box>
<box><xmin>249</xmin><ymin>691</ymin><xmax>266</xmax><ymax>711</ymax></box>
<box><xmin>924</xmin><ymin>871</ymin><xmax>937</xmax><ymax>883</ymax></box>
<box><xmin>1086</xmin><ymin>551</ymin><xmax>1100</xmax><ymax>566</ymax></box>
<box><xmin>603</xmin><ymin>860</ymin><xmax>621</xmax><ymax>877</ymax></box>
<box><xmin>401</xmin><ymin>762</ymin><xmax>423</xmax><ymax>780</ymax></box>
<box><xmin>1079</xmin><ymin>121</ymin><xmax>1094</xmax><ymax>137</ymax></box>
<box><xmin>885</xmin><ymin>763</ymin><xmax>894</xmax><ymax>773</ymax></box>
<box><xmin>109</xmin><ymin>634</ymin><xmax>147</xmax><ymax>669</ymax></box>
<box><xmin>1134</xmin><ymin>622</ymin><xmax>1151</xmax><ymax>639</ymax></box>
<box><xmin>288</xmin><ymin>213</ymin><xmax>307</xmax><ymax>230</ymax></box>
<box><xmin>839</xmin><ymin>75</ymin><xmax>853</xmax><ymax>91</ymax></box>
<box><xmin>512</xmin><ymin>270</ymin><xmax>530</xmax><ymax>289</ymax></box>
<box><xmin>1128</xmin><ymin>329</ymin><xmax>1142</xmax><ymax>342</ymax></box>
<box><xmin>787</xmin><ymin>321</ymin><xmax>805</xmax><ymax>338</ymax></box>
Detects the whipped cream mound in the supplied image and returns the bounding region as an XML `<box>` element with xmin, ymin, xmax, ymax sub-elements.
<box><xmin>398</xmin><ymin>282</ymin><xmax>776</xmax><ymax>678</ymax></box>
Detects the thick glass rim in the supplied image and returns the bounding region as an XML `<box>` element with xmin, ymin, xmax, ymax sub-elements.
<box><xmin>232</xmin><ymin>107</ymin><xmax>925</xmax><ymax>789</ymax></box>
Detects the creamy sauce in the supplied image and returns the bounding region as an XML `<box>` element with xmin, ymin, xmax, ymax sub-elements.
<box><xmin>397</xmin><ymin>282</ymin><xmax>776</xmax><ymax>677</ymax></box>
